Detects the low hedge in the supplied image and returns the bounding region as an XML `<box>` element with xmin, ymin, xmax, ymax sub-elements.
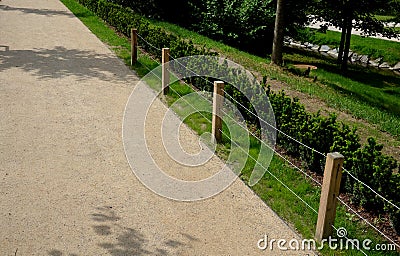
<box><xmin>75</xmin><ymin>0</ymin><xmax>400</xmax><ymax>234</ymax></box>
<box><xmin>264</xmin><ymin>82</ymin><xmax>400</xmax><ymax>233</ymax></box>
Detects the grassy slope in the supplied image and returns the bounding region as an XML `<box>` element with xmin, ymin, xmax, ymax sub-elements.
<box><xmin>60</xmin><ymin>0</ymin><xmax>399</xmax><ymax>255</ymax></box>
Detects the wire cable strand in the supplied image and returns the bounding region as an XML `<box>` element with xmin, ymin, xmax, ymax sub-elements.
<box><xmin>166</xmin><ymin>52</ymin><xmax>326</xmax><ymax>158</ymax></box>
<box><xmin>343</xmin><ymin>167</ymin><xmax>400</xmax><ymax>211</ymax></box>
<box><xmin>165</xmin><ymin>82</ymin><xmax>319</xmax><ymax>215</ymax></box>
<box><xmin>137</xmin><ymin>60</ymin><xmax>162</xmax><ymax>81</ymax></box>
<box><xmin>165</xmin><ymin>52</ymin><xmax>323</xmax><ymax>186</ymax></box>
<box><xmin>222</xmin><ymin>89</ymin><xmax>326</xmax><ymax>158</ymax></box>
<box><xmin>272</xmin><ymin>147</ymin><xmax>322</xmax><ymax>186</ymax></box>
<box><xmin>138</xmin><ymin>46</ymin><xmax>162</xmax><ymax>64</ymax></box>
<box><xmin>137</xmin><ymin>33</ymin><xmax>163</xmax><ymax>52</ymax></box>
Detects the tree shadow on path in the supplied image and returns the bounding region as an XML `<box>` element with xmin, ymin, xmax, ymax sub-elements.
<box><xmin>89</xmin><ymin>206</ymin><xmax>196</xmax><ymax>256</ymax></box>
<box><xmin>47</xmin><ymin>206</ymin><xmax>197</xmax><ymax>255</ymax></box>
<box><xmin>0</xmin><ymin>46</ymin><xmax>132</xmax><ymax>82</ymax></box>
<box><xmin>0</xmin><ymin>4</ymin><xmax>76</xmax><ymax>17</ymax></box>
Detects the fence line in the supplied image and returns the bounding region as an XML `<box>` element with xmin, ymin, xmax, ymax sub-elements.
<box><xmin>137</xmin><ymin>36</ymin><xmax>399</xmax><ymax>212</ymax></box>
<box><xmin>166</xmin><ymin>81</ymin><xmax>320</xmax><ymax>215</ymax></box>
<box><xmin>133</xmin><ymin>36</ymin><xmax>400</xmax><ymax>250</ymax></box>
<box><xmin>166</xmin><ymin>48</ymin><xmax>327</xmax><ymax>158</ymax></box>
<box><xmin>216</xmin><ymin>86</ymin><xmax>397</xmax><ymax>252</ymax></box>
<box><xmin>165</xmin><ymin>80</ymin><xmax>369</xmax><ymax>254</ymax></box>
<box><xmin>166</xmin><ymin>47</ymin><xmax>400</xmax><ymax>215</ymax></box>
<box><xmin>144</xmin><ymin>62</ymin><xmax>320</xmax><ymax>214</ymax></box>
<box><xmin>137</xmin><ymin>32</ymin><xmax>327</xmax><ymax>159</ymax></box>
<box><xmin>155</xmin><ymin>50</ymin><xmax>323</xmax><ymax>186</ymax></box>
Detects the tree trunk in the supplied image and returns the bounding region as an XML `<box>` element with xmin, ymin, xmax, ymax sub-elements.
<box><xmin>271</xmin><ymin>0</ymin><xmax>285</xmax><ymax>66</ymax></box>
<box><xmin>337</xmin><ymin>16</ymin><xmax>347</xmax><ymax>64</ymax></box>
<box><xmin>341</xmin><ymin>11</ymin><xmax>353</xmax><ymax>72</ymax></box>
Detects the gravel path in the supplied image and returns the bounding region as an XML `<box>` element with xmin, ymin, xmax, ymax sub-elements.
<box><xmin>0</xmin><ymin>0</ymin><xmax>315</xmax><ymax>255</ymax></box>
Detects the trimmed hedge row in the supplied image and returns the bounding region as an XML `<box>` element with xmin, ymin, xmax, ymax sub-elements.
<box><xmin>75</xmin><ymin>0</ymin><xmax>400</xmax><ymax>234</ymax></box>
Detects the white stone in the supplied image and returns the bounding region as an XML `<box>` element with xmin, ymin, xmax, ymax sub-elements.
<box><xmin>284</xmin><ymin>36</ymin><xmax>292</xmax><ymax>42</ymax></box>
<box><xmin>327</xmin><ymin>48</ymin><xmax>339</xmax><ymax>58</ymax></box>
<box><xmin>379</xmin><ymin>62</ymin><xmax>390</xmax><ymax>69</ymax></box>
<box><xmin>307</xmin><ymin>43</ymin><xmax>314</xmax><ymax>49</ymax></box>
<box><xmin>369</xmin><ymin>60</ymin><xmax>379</xmax><ymax>67</ymax></box>
<box><xmin>350</xmin><ymin>53</ymin><xmax>358</xmax><ymax>63</ymax></box>
<box><xmin>319</xmin><ymin>45</ymin><xmax>330</xmax><ymax>52</ymax></box>
<box><xmin>311</xmin><ymin>45</ymin><xmax>320</xmax><ymax>52</ymax></box>
<box><xmin>391</xmin><ymin>62</ymin><xmax>400</xmax><ymax>71</ymax></box>
<box><xmin>360</xmin><ymin>55</ymin><xmax>369</xmax><ymax>64</ymax></box>
<box><xmin>290</xmin><ymin>42</ymin><xmax>302</xmax><ymax>48</ymax></box>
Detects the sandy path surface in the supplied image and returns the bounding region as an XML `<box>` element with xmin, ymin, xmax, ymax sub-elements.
<box><xmin>0</xmin><ymin>0</ymin><xmax>315</xmax><ymax>255</ymax></box>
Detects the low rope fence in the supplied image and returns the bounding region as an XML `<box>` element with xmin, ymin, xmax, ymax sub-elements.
<box><xmin>131</xmin><ymin>28</ymin><xmax>400</xmax><ymax>253</ymax></box>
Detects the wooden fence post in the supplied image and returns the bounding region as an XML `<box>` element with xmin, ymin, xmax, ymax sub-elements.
<box><xmin>130</xmin><ymin>28</ymin><xmax>137</xmax><ymax>65</ymax></box>
<box><xmin>162</xmin><ymin>48</ymin><xmax>170</xmax><ymax>95</ymax></box>
<box><xmin>315</xmin><ymin>152</ymin><xmax>344</xmax><ymax>242</ymax></box>
<box><xmin>212</xmin><ymin>81</ymin><xmax>225</xmax><ymax>143</ymax></box>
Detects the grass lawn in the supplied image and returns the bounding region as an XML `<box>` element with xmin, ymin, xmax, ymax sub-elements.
<box><xmin>60</xmin><ymin>0</ymin><xmax>400</xmax><ymax>255</ymax></box>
